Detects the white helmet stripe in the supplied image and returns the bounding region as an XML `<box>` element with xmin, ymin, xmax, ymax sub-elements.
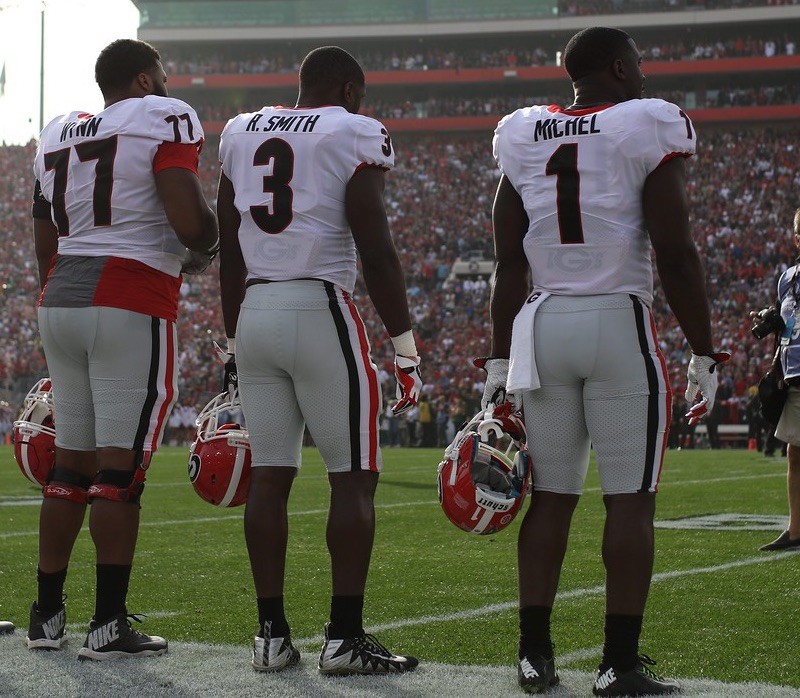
<box><xmin>19</xmin><ymin>440</ymin><xmax>37</xmax><ymax>485</ymax></box>
<box><xmin>472</xmin><ymin>506</ymin><xmax>495</xmax><ymax>534</ymax></box>
<box><xmin>218</xmin><ymin>442</ymin><xmax>246</xmax><ymax>508</ymax></box>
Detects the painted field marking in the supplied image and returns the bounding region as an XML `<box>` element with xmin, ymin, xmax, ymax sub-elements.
<box><xmin>655</xmin><ymin>513</ymin><xmax>787</xmax><ymax>531</ymax></box>
<box><xmin>0</xmin><ymin>499</ymin><xmax>437</xmax><ymax>539</ymax></box>
<box><xmin>0</xmin><ymin>470</ymin><xmax>786</xmax><ymax>506</ymax></box>
<box><xmin>290</xmin><ymin>549</ymin><xmax>800</xmax><ymax>648</ymax></box>
<box><xmin>583</xmin><ymin>471</ymin><xmax>784</xmax><ymax>494</ymax></box>
<box><xmin>64</xmin><ymin>610</ymin><xmax>183</xmax><ymax>633</ymax></box>
<box><xmin>559</xmin><ymin>644</ymin><xmax>604</xmax><ymax>666</ymax></box>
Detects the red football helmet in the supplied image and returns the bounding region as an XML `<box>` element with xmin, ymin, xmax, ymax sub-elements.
<box><xmin>13</xmin><ymin>378</ymin><xmax>56</xmax><ymax>486</ymax></box>
<box><xmin>188</xmin><ymin>390</ymin><xmax>251</xmax><ymax>507</ymax></box>
<box><xmin>437</xmin><ymin>402</ymin><xmax>531</xmax><ymax>535</ymax></box>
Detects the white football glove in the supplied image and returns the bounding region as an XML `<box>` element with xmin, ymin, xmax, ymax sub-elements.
<box><xmin>475</xmin><ymin>357</ymin><xmax>510</xmax><ymax>410</ymax></box>
<box><xmin>392</xmin><ymin>354</ymin><xmax>423</xmax><ymax>415</ymax></box>
<box><xmin>684</xmin><ymin>351</ymin><xmax>731</xmax><ymax>426</ymax></box>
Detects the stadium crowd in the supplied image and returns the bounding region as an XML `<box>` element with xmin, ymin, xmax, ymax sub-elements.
<box><xmin>1</xmin><ymin>124</ymin><xmax>798</xmax><ymax>445</ymax></box>
<box><xmin>164</xmin><ymin>34</ymin><xmax>797</xmax><ymax>76</ymax></box>
<box><xmin>189</xmin><ymin>83</ymin><xmax>800</xmax><ymax>124</ymax></box>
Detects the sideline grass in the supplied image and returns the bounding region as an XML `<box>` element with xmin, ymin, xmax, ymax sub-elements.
<box><xmin>1</xmin><ymin>446</ymin><xmax>798</xmax><ymax>691</ymax></box>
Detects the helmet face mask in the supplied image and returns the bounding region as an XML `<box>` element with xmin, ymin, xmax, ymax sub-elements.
<box><xmin>438</xmin><ymin>404</ymin><xmax>530</xmax><ymax>535</ymax></box>
<box><xmin>188</xmin><ymin>390</ymin><xmax>252</xmax><ymax>507</ymax></box>
<box><xmin>13</xmin><ymin>378</ymin><xmax>56</xmax><ymax>486</ymax></box>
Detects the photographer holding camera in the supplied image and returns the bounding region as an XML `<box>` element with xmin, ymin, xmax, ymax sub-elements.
<box><xmin>751</xmin><ymin>207</ymin><xmax>800</xmax><ymax>551</ymax></box>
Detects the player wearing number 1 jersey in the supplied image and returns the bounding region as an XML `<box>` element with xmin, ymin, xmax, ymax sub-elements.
<box><xmin>217</xmin><ymin>46</ymin><xmax>420</xmax><ymax>675</ymax></box>
<box><xmin>483</xmin><ymin>28</ymin><xmax>728</xmax><ymax>695</ymax></box>
<box><xmin>27</xmin><ymin>39</ymin><xmax>218</xmax><ymax>660</ymax></box>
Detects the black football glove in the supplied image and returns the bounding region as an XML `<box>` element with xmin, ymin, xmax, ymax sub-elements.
<box><xmin>213</xmin><ymin>340</ymin><xmax>238</xmax><ymax>400</ymax></box>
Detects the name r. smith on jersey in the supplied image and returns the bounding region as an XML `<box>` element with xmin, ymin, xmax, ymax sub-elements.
<box><xmin>244</xmin><ymin>113</ymin><xmax>321</xmax><ymax>133</ymax></box>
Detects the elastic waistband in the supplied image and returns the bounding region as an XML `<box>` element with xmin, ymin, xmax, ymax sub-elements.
<box><xmin>242</xmin><ymin>278</ymin><xmax>333</xmax><ymax>310</ymax></box>
<box><xmin>538</xmin><ymin>293</ymin><xmax>643</xmax><ymax>312</ymax></box>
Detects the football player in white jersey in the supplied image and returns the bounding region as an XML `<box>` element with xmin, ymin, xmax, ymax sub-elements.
<box><xmin>484</xmin><ymin>28</ymin><xmax>729</xmax><ymax>695</ymax></box>
<box><xmin>27</xmin><ymin>39</ymin><xmax>218</xmax><ymax>659</ymax></box>
<box><xmin>217</xmin><ymin>46</ymin><xmax>421</xmax><ymax>675</ymax></box>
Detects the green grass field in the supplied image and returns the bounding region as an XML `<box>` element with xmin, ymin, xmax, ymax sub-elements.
<box><xmin>1</xmin><ymin>445</ymin><xmax>798</xmax><ymax>693</ymax></box>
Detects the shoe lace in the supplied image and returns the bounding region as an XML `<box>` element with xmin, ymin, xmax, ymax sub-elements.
<box><xmin>353</xmin><ymin>633</ymin><xmax>394</xmax><ymax>659</ymax></box>
<box><xmin>124</xmin><ymin>613</ymin><xmax>149</xmax><ymax>637</ymax></box>
<box><xmin>638</xmin><ymin>654</ymin><xmax>665</xmax><ymax>680</ymax></box>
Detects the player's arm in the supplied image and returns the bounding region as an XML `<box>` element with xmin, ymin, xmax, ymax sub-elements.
<box><xmin>31</xmin><ymin>179</ymin><xmax>58</xmax><ymax>291</ymax></box>
<box><xmin>155</xmin><ymin>164</ymin><xmax>218</xmax><ymax>253</ymax></box>
<box><xmin>643</xmin><ymin>156</ymin><xmax>713</xmax><ymax>355</ymax></box>
<box><xmin>217</xmin><ymin>171</ymin><xmax>246</xmax><ymax>338</ymax></box>
<box><xmin>489</xmin><ymin>174</ymin><xmax>531</xmax><ymax>358</ymax></box>
<box><xmin>346</xmin><ymin>166</ymin><xmax>411</xmax><ymax>337</ymax></box>
<box><xmin>33</xmin><ymin>219</ymin><xmax>58</xmax><ymax>291</ymax></box>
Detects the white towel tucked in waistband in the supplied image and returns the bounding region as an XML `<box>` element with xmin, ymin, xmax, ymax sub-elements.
<box><xmin>507</xmin><ymin>291</ymin><xmax>551</xmax><ymax>393</ymax></box>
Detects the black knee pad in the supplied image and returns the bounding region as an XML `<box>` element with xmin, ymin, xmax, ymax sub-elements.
<box><xmin>42</xmin><ymin>467</ymin><xmax>93</xmax><ymax>504</ymax></box>
<box><xmin>87</xmin><ymin>467</ymin><xmax>146</xmax><ymax>504</ymax></box>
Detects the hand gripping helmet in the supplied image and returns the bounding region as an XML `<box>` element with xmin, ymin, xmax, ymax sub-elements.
<box><xmin>188</xmin><ymin>390</ymin><xmax>251</xmax><ymax>507</ymax></box>
<box><xmin>13</xmin><ymin>378</ymin><xmax>56</xmax><ymax>486</ymax></box>
<box><xmin>437</xmin><ymin>402</ymin><xmax>531</xmax><ymax>535</ymax></box>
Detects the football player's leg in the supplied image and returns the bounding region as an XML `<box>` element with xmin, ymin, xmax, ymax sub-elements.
<box><xmin>514</xmin><ymin>297</ymin><xmax>597</xmax><ymax>687</ymax></box>
<box><xmin>88</xmin><ymin>310</ymin><xmax>177</xmax><ymax>622</ymax></box>
<box><xmin>585</xmin><ymin>297</ymin><xmax>670</xmax><ymax>674</ymax></box>
<box><xmin>294</xmin><ymin>296</ymin><xmax>382</xmax><ymax>633</ymax></box>
<box><xmin>518</xmin><ymin>298</ymin><xmax>594</xmax><ymax>611</ymax></box>
<box><xmin>237</xmin><ymin>300</ymin><xmax>304</xmax><ymax>642</ymax></box>
<box><xmin>33</xmin><ymin>308</ymin><xmax>97</xmax><ymax>649</ymax></box>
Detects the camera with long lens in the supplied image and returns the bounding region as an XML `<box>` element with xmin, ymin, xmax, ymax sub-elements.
<box><xmin>751</xmin><ymin>306</ymin><xmax>785</xmax><ymax>340</ymax></box>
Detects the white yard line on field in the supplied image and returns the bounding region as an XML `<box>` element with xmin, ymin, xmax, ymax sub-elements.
<box><xmin>290</xmin><ymin>549</ymin><xmax>799</xmax><ymax>648</ymax></box>
<box><xmin>0</xmin><ymin>499</ymin><xmax>437</xmax><ymax>539</ymax></box>
<box><xmin>583</xmin><ymin>471</ymin><xmax>785</xmax><ymax>494</ymax></box>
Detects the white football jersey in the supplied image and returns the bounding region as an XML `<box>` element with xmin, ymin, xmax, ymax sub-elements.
<box><xmin>219</xmin><ymin>106</ymin><xmax>394</xmax><ymax>293</ymax></box>
<box><xmin>34</xmin><ymin>96</ymin><xmax>204</xmax><ymax>276</ymax></box>
<box><xmin>493</xmin><ymin>98</ymin><xmax>696</xmax><ymax>304</ymax></box>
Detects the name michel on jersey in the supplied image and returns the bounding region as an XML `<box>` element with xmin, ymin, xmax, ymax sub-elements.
<box><xmin>533</xmin><ymin>114</ymin><xmax>600</xmax><ymax>142</ymax></box>
<box><xmin>244</xmin><ymin>113</ymin><xmax>321</xmax><ymax>133</ymax></box>
<box><xmin>59</xmin><ymin>116</ymin><xmax>102</xmax><ymax>142</ymax></box>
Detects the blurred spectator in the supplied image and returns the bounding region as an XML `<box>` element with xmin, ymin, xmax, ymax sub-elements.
<box><xmin>162</xmin><ymin>30</ymin><xmax>800</xmax><ymax>78</ymax></box>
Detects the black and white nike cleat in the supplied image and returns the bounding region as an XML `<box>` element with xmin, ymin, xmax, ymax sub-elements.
<box><xmin>318</xmin><ymin>623</ymin><xmax>418</xmax><ymax>675</ymax></box>
<box><xmin>593</xmin><ymin>654</ymin><xmax>681</xmax><ymax>696</ymax></box>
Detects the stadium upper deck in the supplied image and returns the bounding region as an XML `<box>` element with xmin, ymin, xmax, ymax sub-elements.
<box><xmin>132</xmin><ymin>0</ymin><xmax>800</xmax><ymax>133</ymax></box>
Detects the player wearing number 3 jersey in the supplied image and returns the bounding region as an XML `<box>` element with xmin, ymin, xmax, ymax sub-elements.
<box><xmin>27</xmin><ymin>39</ymin><xmax>218</xmax><ymax>660</ymax></box>
<box><xmin>217</xmin><ymin>46</ymin><xmax>420</xmax><ymax>675</ymax></box>
<box><xmin>484</xmin><ymin>28</ymin><xmax>727</xmax><ymax>695</ymax></box>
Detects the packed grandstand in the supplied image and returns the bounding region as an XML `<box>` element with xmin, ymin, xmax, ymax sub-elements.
<box><xmin>1</xmin><ymin>0</ymin><xmax>799</xmax><ymax>447</ymax></box>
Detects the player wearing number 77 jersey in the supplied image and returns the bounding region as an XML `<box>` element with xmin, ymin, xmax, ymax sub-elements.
<box><xmin>486</xmin><ymin>27</ymin><xmax>728</xmax><ymax>695</ymax></box>
<box><xmin>28</xmin><ymin>39</ymin><xmax>218</xmax><ymax>660</ymax></box>
<box><xmin>217</xmin><ymin>46</ymin><xmax>421</xmax><ymax>675</ymax></box>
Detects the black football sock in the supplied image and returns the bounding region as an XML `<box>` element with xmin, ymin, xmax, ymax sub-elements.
<box><xmin>94</xmin><ymin>564</ymin><xmax>131</xmax><ymax>623</ymax></box>
<box><xmin>601</xmin><ymin>613</ymin><xmax>643</xmax><ymax>673</ymax></box>
<box><xmin>257</xmin><ymin>596</ymin><xmax>290</xmax><ymax>637</ymax></box>
<box><xmin>36</xmin><ymin>566</ymin><xmax>67</xmax><ymax>615</ymax></box>
<box><xmin>519</xmin><ymin>605</ymin><xmax>554</xmax><ymax>659</ymax></box>
<box><xmin>327</xmin><ymin>595</ymin><xmax>364</xmax><ymax>639</ymax></box>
